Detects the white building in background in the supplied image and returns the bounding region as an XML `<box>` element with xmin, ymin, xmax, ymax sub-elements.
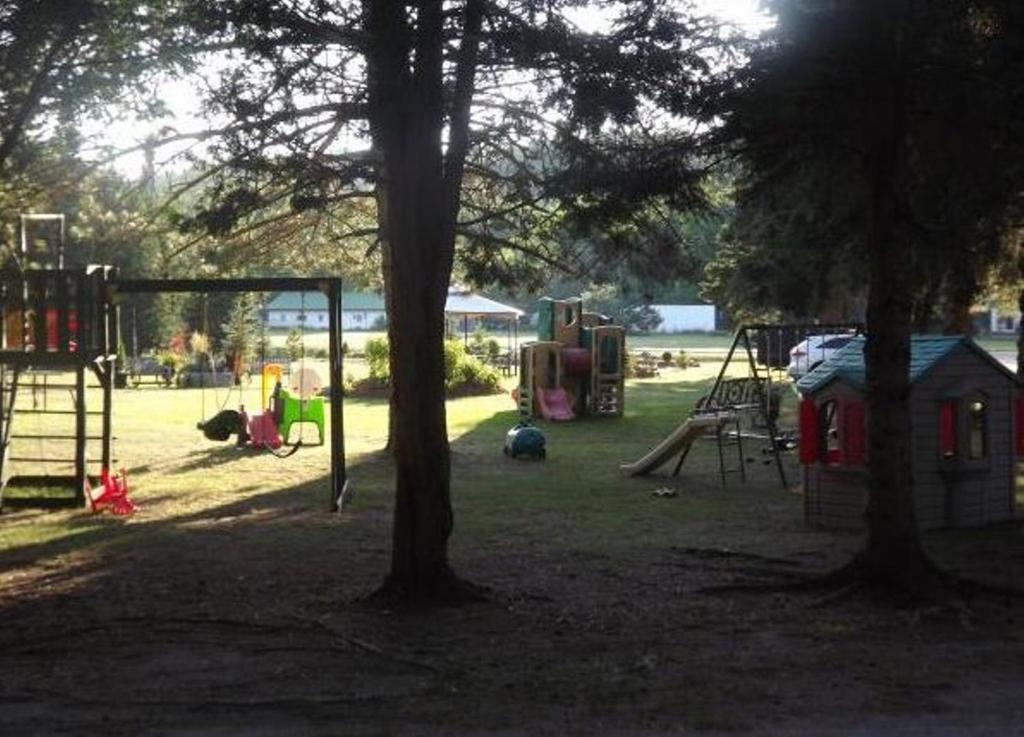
<box><xmin>988</xmin><ymin>305</ymin><xmax>1021</xmax><ymax>334</ymax></box>
<box><xmin>648</xmin><ymin>304</ymin><xmax>718</xmax><ymax>333</ymax></box>
<box><xmin>265</xmin><ymin>291</ymin><xmax>387</xmax><ymax>331</ymax></box>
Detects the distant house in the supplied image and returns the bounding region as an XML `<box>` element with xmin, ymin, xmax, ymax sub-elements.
<box><xmin>265</xmin><ymin>291</ymin><xmax>386</xmax><ymax>331</ymax></box>
<box><xmin>648</xmin><ymin>304</ymin><xmax>718</xmax><ymax>333</ymax></box>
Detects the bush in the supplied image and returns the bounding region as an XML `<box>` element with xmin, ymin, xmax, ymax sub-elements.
<box><xmin>359</xmin><ymin>336</ymin><xmax>501</xmax><ymax>395</ymax></box>
<box><xmin>285</xmin><ymin>328</ymin><xmax>302</xmax><ymax>361</ymax></box>
<box><xmin>445</xmin><ymin>339</ymin><xmax>501</xmax><ymax>394</ymax></box>
<box><xmin>158</xmin><ymin>351</ymin><xmax>184</xmax><ymax>372</ymax></box>
<box><xmin>364</xmin><ymin>336</ymin><xmax>391</xmax><ymax>383</ymax></box>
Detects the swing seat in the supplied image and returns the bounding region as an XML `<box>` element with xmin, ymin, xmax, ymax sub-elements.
<box><xmin>277</xmin><ymin>390</ymin><xmax>325</xmax><ymax>445</ymax></box>
<box><xmin>86</xmin><ymin>469</ymin><xmax>137</xmax><ymax>516</ymax></box>
<box><xmin>248</xmin><ymin>412</ymin><xmax>282</xmax><ymax>449</ymax></box>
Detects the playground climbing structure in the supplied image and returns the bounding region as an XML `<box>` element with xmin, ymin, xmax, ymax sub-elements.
<box><xmin>517</xmin><ymin>297</ymin><xmax>625</xmax><ymax>421</ymax></box>
<box><xmin>0</xmin><ymin>215</ymin><xmax>118</xmax><ymax>509</ymax></box>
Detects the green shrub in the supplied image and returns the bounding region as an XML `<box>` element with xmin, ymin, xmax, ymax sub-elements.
<box><xmin>364</xmin><ymin>336</ymin><xmax>391</xmax><ymax>383</ymax></box>
<box><xmin>285</xmin><ymin>328</ymin><xmax>302</xmax><ymax>361</ymax></box>
<box><xmin>445</xmin><ymin>340</ymin><xmax>501</xmax><ymax>393</ymax></box>
<box><xmin>158</xmin><ymin>351</ymin><xmax>184</xmax><ymax>372</ymax></box>
<box><xmin>423</xmin><ymin>338</ymin><xmax>499</xmax><ymax>392</ymax></box>
<box><xmin>358</xmin><ymin>336</ymin><xmax>501</xmax><ymax>395</ymax></box>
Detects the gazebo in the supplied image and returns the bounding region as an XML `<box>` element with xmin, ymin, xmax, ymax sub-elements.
<box><xmin>444</xmin><ymin>287</ymin><xmax>524</xmax><ymax>373</ymax></box>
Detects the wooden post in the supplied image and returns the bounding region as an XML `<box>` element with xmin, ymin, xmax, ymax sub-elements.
<box><xmin>74</xmin><ymin>363</ymin><xmax>87</xmax><ymax>505</ymax></box>
<box><xmin>513</xmin><ymin>319</ymin><xmax>518</xmax><ymax>376</ymax></box>
<box><xmin>327</xmin><ymin>281</ymin><xmax>346</xmax><ymax>510</ymax></box>
<box><xmin>101</xmin><ymin>269</ymin><xmax>116</xmax><ymax>470</ymax></box>
<box><xmin>56</xmin><ymin>275</ymin><xmax>69</xmax><ymax>351</ymax></box>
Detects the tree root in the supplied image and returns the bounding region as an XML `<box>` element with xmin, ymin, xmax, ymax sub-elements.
<box><xmin>671</xmin><ymin>546</ymin><xmax>805</xmax><ymax>567</ymax></box>
<box><xmin>366</xmin><ymin>566</ymin><xmax>490</xmax><ymax>608</ymax></box>
<box><xmin>698</xmin><ymin>559</ymin><xmax>857</xmax><ymax>596</ymax></box>
<box><xmin>699</xmin><ymin>553</ymin><xmax>1024</xmax><ymax>608</ymax></box>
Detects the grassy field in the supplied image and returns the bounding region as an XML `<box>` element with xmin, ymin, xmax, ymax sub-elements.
<box><xmin>0</xmin><ymin>365</ymin><xmax>1022</xmax><ymax>734</ymax></box>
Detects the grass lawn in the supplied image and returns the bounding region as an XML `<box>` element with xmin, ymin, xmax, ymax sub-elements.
<box><xmin>0</xmin><ymin>364</ymin><xmax>1022</xmax><ymax>734</ymax></box>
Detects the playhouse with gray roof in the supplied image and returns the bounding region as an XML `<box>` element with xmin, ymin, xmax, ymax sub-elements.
<box><xmin>796</xmin><ymin>335</ymin><xmax>1023</xmax><ymax>530</ymax></box>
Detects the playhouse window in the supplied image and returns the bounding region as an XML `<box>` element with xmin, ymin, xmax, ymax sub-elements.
<box><xmin>820</xmin><ymin>400</ymin><xmax>841</xmax><ymax>464</ymax></box>
<box><xmin>967</xmin><ymin>399</ymin><xmax>987</xmax><ymax>460</ymax></box>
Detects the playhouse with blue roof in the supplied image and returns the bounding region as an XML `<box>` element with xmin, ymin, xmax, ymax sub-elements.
<box><xmin>796</xmin><ymin>335</ymin><xmax>1023</xmax><ymax>530</ymax></box>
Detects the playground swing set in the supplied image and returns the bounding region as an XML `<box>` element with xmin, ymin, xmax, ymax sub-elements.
<box><xmin>0</xmin><ymin>214</ymin><xmax>347</xmax><ymax>514</ymax></box>
<box><xmin>622</xmin><ymin>322</ymin><xmax>864</xmax><ymax>488</ymax></box>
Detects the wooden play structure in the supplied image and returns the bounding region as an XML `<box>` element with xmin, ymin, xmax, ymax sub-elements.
<box><xmin>517</xmin><ymin>297</ymin><xmax>625</xmax><ymax>421</ymax></box>
<box><xmin>0</xmin><ymin>214</ymin><xmax>348</xmax><ymax>512</ymax></box>
<box><xmin>0</xmin><ymin>215</ymin><xmax>119</xmax><ymax>509</ymax></box>
<box><xmin>797</xmin><ymin>335</ymin><xmax>1023</xmax><ymax>529</ymax></box>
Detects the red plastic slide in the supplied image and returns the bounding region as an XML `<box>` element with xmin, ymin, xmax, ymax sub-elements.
<box><xmin>536</xmin><ymin>386</ymin><xmax>575</xmax><ymax>422</ymax></box>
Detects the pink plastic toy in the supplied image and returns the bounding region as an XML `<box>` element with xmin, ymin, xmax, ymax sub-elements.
<box><xmin>247</xmin><ymin>412</ymin><xmax>282</xmax><ymax>449</ymax></box>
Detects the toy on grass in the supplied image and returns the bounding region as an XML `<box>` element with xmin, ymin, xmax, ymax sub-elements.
<box><xmin>248</xmin><ymin>408</ymin><xmax>283</xmax><ymax>450</ymax></box>
<box><xmin>276</xmin><ymin>367</ymin><xmax>326</xmax><ymax>444</ymax></box>
<box><xmin>504</xmin><ymin>421</ymin><xmax>547</xmax><ymax>459</ymax></box>
<box><xmin>85</xmin><ymin>468</ymin><xmax>136</xmax><ymax>516</ymax></box>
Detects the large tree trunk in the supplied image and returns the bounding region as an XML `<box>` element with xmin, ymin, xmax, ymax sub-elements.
<box><xmin>364</xmin><ymin>0</ymin><xmax>483</xmax><ymax>600</ymax></box>
<box><xmin>858</xmin><ymin>0</ymin><xmax>936</xmax><ymax>592</ymax></box>
<box><xmin>379</xmin><ymin>172</ymin><xmax>457</xmax><ymax>596</ymax></box>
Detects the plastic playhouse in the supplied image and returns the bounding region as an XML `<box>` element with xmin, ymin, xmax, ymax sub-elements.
<box><xmin>516</xmin><ymin>297</ymin><xmax>625</xmax><ymax>421</ymax></box>
<box><xmin>796</xmin><ymin>335</ymin><xmax>1023</xmax><ymax>530</ymax></box>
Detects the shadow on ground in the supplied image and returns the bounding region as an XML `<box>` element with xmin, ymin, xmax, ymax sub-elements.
<box><xmin>0</xmin><ymin>379</ymin><xmax>1022</xmax><ymax>736</ymax></box>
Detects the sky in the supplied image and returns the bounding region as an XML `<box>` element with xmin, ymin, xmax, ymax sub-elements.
<box><xmin>695</xmin><ymin>0</ymin><xmax>772</xmax><ymax>31</ymax></box>
<box><xmin>88</xmin><ymin>0</ymin><xmax>774</xmax><ymax>177</ymax></box>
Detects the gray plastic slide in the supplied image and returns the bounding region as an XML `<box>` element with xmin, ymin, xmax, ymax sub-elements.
<box><xmin>621</xmin><ymin>412</ymin><xmax>735</xmax><ymax>477</ymax></box>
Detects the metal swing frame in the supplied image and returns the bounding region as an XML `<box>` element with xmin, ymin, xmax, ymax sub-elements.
<box><xmin>696</xmin><ymin>322</ymin><xmax>864</xmax><ymax>491</ymax></box>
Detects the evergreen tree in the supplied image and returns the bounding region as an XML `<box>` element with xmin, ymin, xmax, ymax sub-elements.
<box><xmin>719</xmin><ymin>0</ymin><xmax>1024</xmax><ymax>594</ymax></box>
<box><xmin>173</xmin><ymin>0</ymin><xmax>717</xmax><ymax>600</ymax></box>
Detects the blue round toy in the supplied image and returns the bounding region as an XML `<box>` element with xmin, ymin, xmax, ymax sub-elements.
<box><xmin>504</xmin><ymin>421</ymin><xmax>546</xmax><ymax>460</ymax></box>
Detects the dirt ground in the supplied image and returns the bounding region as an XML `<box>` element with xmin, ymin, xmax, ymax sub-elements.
<box><xmin>2</xmin><ymin>496</ymin><xmax>1022</xmax><ymax>734</ymax></box>
<box><xmin>0</xmin><ymin>384</ymin><xmax>1022</xmax><ymax>736</ymax></box>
